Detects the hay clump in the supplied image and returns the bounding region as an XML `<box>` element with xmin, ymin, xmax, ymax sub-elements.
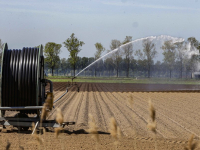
<box><xmin>147</xmin><ymin>99</ymin><xmax>156</xmax><ymax>133</ymax></box>
<box><xmin>56</xmin><ymin>108</ymin><xmax>64</xmax><ymax>125</ymax></box>
<box><xmin>54</xmin><ymin>108</ymin><xmax>64</xmax><ymax>139</ymax></box>
<box><xmin>6</xmin><ymin>141</ymin><xmax>11</xmax><ymax>150</ymax></box>
<box><xmin>184</xmin><ymin>134</ymin><xmax>198</xmax><ymax>150</ymax></box>
<box><xmin>31</xmin><ymin>122</ymin><xmax>43</xmax><ymax>145</ymax></box>
<box><xmin>128</xmin><ymin>94</ymin><xmax>134</xmax><ymax>108</ymax></box>
<box><xmin>147</xmin><ymin>99</ymin><xmax>157</xmax><ymax>150</ymax></box>
<box><xmin>86</xmin><ymin>114</ymin><xmax>99</xmax><ymax>142</ymax></box>
<box><xmin>55</xmin><ymin>127</ymin><xmax>63</xmax><ymax>139</ymax></box>
<box><xmin>109</xmin><ymin>117</ymin><xmax>121</xmax><ymax>147</ymax></box>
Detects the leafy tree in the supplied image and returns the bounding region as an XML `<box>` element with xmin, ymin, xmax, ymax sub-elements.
<box><xmin>81</xmin><ymin>57</ymin><xmax>89</xmax><ymax>76</ymax></box>
<box><xmin>130</xmin><ymin>58</ymin><xmax>137</xmax><ymax>77</ymax></box>
<box><xmin>94</xmin><ymin>42</ymin><xmax>105</xmax><ymax>76</ymax></box>
<box><xmin>187</xmin><ymin>37</ymin><xmax>200</xmax><ymax>78</ymax></box>
<box><xmin>122</xmin><ymin>36</ymin><xmax>133</xmax><ymax>77</ymax></box>
<box><xmin>187</xmin><ymin>37</ymin><xmax>200</xmax><ymax>51</ymax></box>
<box><xmin>187</xmin><ymin>54</ymin><xmax>199</xmax><ymax>78</ymax></box>
<box><xmin>63</xmin><ymin>33</ymin><xmax>85</xmax><ymax>77</ymax></box>
<box><xmin>81</xmin><ymin>57</ymin><xmax>89</xmax><ymax>69</ymax></box>
<box><xmin>60</xmin><ymin>58</ymin><xmax>68</xmax><ymax>75</ymax></box>
<box><xmin>76</xmin><ymin>56</ymin><xmax>82</xmax><ymax>72</ymax></box>
<box><xmin>104</xmin><ymin>57</ymin><xmax>113</xmax><ymax>76</ymax></box>
<box><xmin>137</xmin><ymin>59</ymin><xmax>148</xmax><ymax>77</ymax></box>
<box><xmin>135</xmin><ymin>39</ymin><xmax>157</xmax><ymax>78</ymax></box>
<box><xmin>44</xmin><ymin>42</ymin><xmax>62</xmax><ymax>76</ymax></box>
<box><xmin>162</xmin><ymin>40</ymin><xmax>176</xmax><ymax>78</ymax></box>
<box><xmin>88</xmin><ymin>57</ymin><xmax>95</xmax><ymax>76</ymax></box>
<box><xmin>109</xmin><ymin>39</ymin><xmax>122</xmax><ymax>77</ymax></box>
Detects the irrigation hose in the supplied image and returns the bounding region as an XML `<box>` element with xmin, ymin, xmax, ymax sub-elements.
<box><xmin>1</xmin><ymin>47</ymin><xmax>43</xmax><ymax>113</ymax></box>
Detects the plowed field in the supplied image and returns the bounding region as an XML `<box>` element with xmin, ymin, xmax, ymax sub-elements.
<box><xmin>1</xmin><ymin>82</ymin><xmax>200</xmax><ymax>150</ymax></box>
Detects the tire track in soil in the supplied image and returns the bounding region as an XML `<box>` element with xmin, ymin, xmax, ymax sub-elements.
<box><xmin>47</xmin><ymin>86</ymin><xmax>78</xmax><ymax>120</ymax></box>
<box><xmin>62</xmin><ymin>83</ymin><xmax>86</xmax><ymax>128</ymax></box>
<box><xmin>133</xmin><ymin>92</ymin><xmax>200</xmax><ymax>139</ymax></box>
<box><xmin>115</xmin><ymin>91</ymin><xmax>198</xmax><ymax>139</ymax></box>
<box><xmin>74</xmin><ymin>83</ymin><xmax>89</xmax><ymax>130</ymax></box>
<box><xmin>86</xmin><ymin>83</ymin><xmax>108</xmax><ymax>131</ymax></box>
<box><xmin>131</xmin><ymin>93</ymin><xmax>188</xmax><ymax>139</ymax></box>
<box><xmin>113</xmin><ymin>91</ymin><xmax>184</xmax><ymax>139</ymax></box>
<box><xmin>53</xmin><ymin>84</ymin><xmax>79</xmax><ymax>107</ymax></box>
<box><xmin>100</xmin><ymin>84</ymin><xmax>166</xmax><ymax>138</ymax></box>
<box><xmin>131</xmin><ymin>93</ymin><xmax>199</xmax><ymax>139</ymax></box>
<box><xmin>151</xmin><ymin>93</ymin><xmax>200</xmax><ymax>134</ymax></box>
<box><xmin>92</xmin><ymin>83</ymin><xmax>112</xmax><ymax>132</ymax></box>
<box><xmin>96</xmin><ymin>84</ymin><xmax>143</xmax><ymax>137</ymax></box>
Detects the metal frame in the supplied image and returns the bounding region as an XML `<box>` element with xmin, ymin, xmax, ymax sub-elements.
<box><xmin>0</xmin><ymin>43</ymin><xmax>8</xmax><ymax>117</ymax></box>
<box><xmin>36</xmin><ymin>44</ymin><xmax>43</xmax><ymax>106</ymax></box>
<box><xmin>0</xmin><ymin>117</ymin><xmax>75</xmax><ymax>128</ymax></box>
<box><xmin>0</xmin><ymin>106</ymin><xmax>44</xmax><ymax>110</ymax></box>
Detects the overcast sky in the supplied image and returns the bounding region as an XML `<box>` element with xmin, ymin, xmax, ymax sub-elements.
<box><xmin>0</xmin><ymin>0</ymin><xmax>200</xmax><ymax>60</ymax></box>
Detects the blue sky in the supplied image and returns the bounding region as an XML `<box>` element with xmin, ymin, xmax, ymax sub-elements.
<box><xmin>0</xmin><ymin>0</ymin><xmax>200</xmax><ymax>59</ymax></box>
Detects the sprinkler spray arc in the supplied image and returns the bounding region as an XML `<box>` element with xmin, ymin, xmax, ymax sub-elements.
<box><xmin>75</xmin><ymin>35</ymin><xmax>184</xmax><ymax>77</ymax></box>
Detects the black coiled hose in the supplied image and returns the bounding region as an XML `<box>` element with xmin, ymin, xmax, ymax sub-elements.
<box><xmin>1</xmin><ymin>44</ymin><xmax>44</xmax><ymax>113</ymax></box>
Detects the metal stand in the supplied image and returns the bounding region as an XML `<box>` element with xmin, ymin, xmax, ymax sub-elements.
<box><xmin>0</xmin><ymin>116</ymin><xmax>75</xmax><ymax>131</ymax></box>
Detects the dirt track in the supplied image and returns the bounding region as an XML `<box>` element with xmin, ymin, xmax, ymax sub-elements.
<box><xmin>2</xmin><ymin>82</ymin><xmax>200</xmax><ymax>149</ymax></box>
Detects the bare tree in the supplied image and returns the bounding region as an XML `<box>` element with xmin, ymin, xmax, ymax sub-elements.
<box><xmin>122</xmin><ymin>36</ymin><xmax>133</xmax><ymax>77</ymax></box>
<box><xmin>162</xmin><ymin>40</ymin><xmax>176</xmax><ymax>78</ymax></box>
<box><xmin>174</xmin><ymin>41</ymin><xmax>187</xmax><ymax>78</ymax></box>
<box><xmin>94</xmin><ymin>42</ymin><xmax>105</xmax><ymax>76</ymax></box>
<box><xmin>109</xmin><ymin>39</ymin><xmax>122</xmax><ymax>77</ymax></box>
<box><xmin>184</xmin><ymin>55</ymin><xmax>198</xmax><ymax>78</ymax></box>
<box><xmin>136</xmin><ymin>39</ymin><xmax>157</xmax><ymax>78</ymax></box>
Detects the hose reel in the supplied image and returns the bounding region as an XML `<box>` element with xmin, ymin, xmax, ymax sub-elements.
<box><xmin>0</xmin><ymin>43</ymin><xmax>53</xmax><ymax>114</ymax></box>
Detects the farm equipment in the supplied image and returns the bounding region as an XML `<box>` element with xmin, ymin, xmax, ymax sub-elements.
<box><xmin>0</xmin><ymin>43</ymin><xmax>74</xmax><ymax>132</ymax></box>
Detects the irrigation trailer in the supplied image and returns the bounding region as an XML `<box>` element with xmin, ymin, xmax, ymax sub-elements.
<box><xmin>0</xmin><ymin>43</ymin><xmax>74</xmax><ymax>132</ymax></box>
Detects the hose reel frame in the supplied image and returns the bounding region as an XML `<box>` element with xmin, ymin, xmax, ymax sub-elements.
<box><xmin>0</xmin><ymin>43</ymin><xmax>49</xmax><ymax>115</ymax></box>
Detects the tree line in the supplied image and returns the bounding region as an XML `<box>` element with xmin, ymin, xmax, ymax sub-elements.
<box><xmin>0</xmin><ymin>34</ymin><xmax>200</xmax><ymax>78</ymax></box>
<box><xmin>44</xmin><ymin>34</ymin><xmax>200</xmax><ymax>79</ymax></box>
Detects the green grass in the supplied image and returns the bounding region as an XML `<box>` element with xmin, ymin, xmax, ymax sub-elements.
<box><xmin>46</xmin><ymin>76</ymin><xmax>200</xmax><ymax>85</ymax></box>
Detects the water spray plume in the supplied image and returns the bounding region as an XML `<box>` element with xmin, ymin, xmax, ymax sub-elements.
<box><xmin>75</xmin><ymin>35</ymin><xmax>184</xmax><ymax>77</ymax></box>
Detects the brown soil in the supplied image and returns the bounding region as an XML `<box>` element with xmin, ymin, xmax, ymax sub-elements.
<box><xmin>1</xmin><ymin>82</ymin><xmax>200</xmax><ymax>149</ymax></box>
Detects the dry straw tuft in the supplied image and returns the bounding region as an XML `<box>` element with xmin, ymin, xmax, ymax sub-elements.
<box><xmin>128</xmin><ymin>94</ymin><xmax>134</xmax><ymax>108</ymax></box>
<box><xmin>128</xmin><ymin>94</ymin><xmax>137</xmax><ymax>150</ymax></box>
<box><xmin>109</xmin><ymin>117</ymin><xmax>121</xmax><ymax>147</ymax></box>
<box><xmin>6</xmin><ymin>141</ymin><xmax>11</xmax><ymax>150</ymax></box>
<box><xmin>55</xmin><ymin>127</ymin><xmax>63</xmax><ymax>139</ymax></box>
<box><xmin>149</xmin><ymin>100</ymin><xmax>156</xmax><ymax>122</ymax></box>
<box><xmin>32</xmin><ymin>134</ymin><xmax>43</xmax><ymax>145</ymax></box>
<box><xmin>117</xmin><ymin>126</ymin><xmax>122</xmax><ymax>139</ymax></box>
<box><xmin>147</xmin><ymin>99</ymin><xmax>157</xmax><ymax>150</ymax></box>
<box><xmin>31</xmin><ymin>122</ymin><xmax>43</xmax><ymax>145</ymax></box>
<box><xmin>86</xmin><ymin>114</ymin><xmax>99</xmax><ymax>142</ymax></box>
<box><xmin>147</xmin><ymin>99</ymin><xmax>156</xmax><ymax>133</ymax></box>
<box><xmin>109</xmin><ymin>117</ymin><xmax>118</xmax><ymax>140</ymax></box>
<box><xmin>32</xmin><ymin>122</ymin><xmax>36</xmax><ymax>133</ymax></box>
<box><xmin>19</xmin><ymin>146</ymin><xmax>24</xmax><ymax>150</ymax></box>
<box><xmin>56</xmin><ymin>108</ymin><xmax>64</xmax><ymax>125</ymax></box>
<box><xmin>41</xmin><ymin>103</ymin><xmax>48</xmax><ymax>122</ymax></box>
<box><xmin>184</xmin><ymin>134</ymin><xmax>198</xmax><ymax>150</ymax></box>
